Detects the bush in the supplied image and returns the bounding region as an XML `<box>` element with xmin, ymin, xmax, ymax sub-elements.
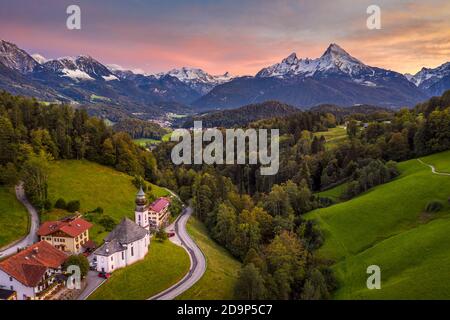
<box><xmin>54</xmin><ymin>198</ymin><xmax>67</xmax><ymax>209</ymax></box>
<box><xmin>64</xmin><ymin>254</ymin><xmax>89</xmax><ymax>278</ymax></box>
<box><xmin>90</xmin><ymin>207</ymin><xmax>104</xmax><ymax>214</ymax></box>
<box><xmin>66</xmin><ymin>200</ymin><xmax>81</xmax><ymax>213</ymax></box>
<box><xmin>98</xmin><ymin>215</ymin><xmax>115</xmax><ymax>231</ymax></box>
<box><xmin>155</xmin><ymin>229</ymin><xmax>168</xmax><ymax>242</ymax></box>
<box><xmin>425</xmin><ymin>200</ymin><xmax>443</xmax><ymax>213</ymax></box>
<box><xmin>43</xmin><ymin>199</ymin><xmax>53</xmax><ymax>211</ymax></box>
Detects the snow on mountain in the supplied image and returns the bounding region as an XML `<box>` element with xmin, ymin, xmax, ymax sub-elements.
<box><xmin>256</xmin><ymin>43</ymin><xmax>374</xmax><ymax>81</ymax></box>
<box><xmin>102</xmin><ymin>74</ymin><xmax>119</xmax><ymax>81</ymax></box>
<box><xmin>0</xmin><ymin>40</ymin><xmax>39</xmax><ymax>73</ymax></box>
<box><xmin>157</xmin><ymin>67</ymin><xmax>234</xmax><ymax>94</ymax></box>
<box><xmin>408</xmin><ymin>62</ymin><xmax>450</xmax><ymax>88</ymax></box>
<box><xmin>31</xmin><ymin>53</ymin><xmax>48</xmax><ymax>64</ymax></box>
<box><xmin>43</xmin><ymin>55</ymin><xmax>117</xmax><ymax>81</ymax></box>
<box><xmin>62</xmin><ymin>68</ymin><xmax>94</xmax><ymax>81</ymax></box>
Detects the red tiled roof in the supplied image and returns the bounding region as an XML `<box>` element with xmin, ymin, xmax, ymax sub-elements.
<box><xmin>38</xmin><ymin>217</ymin><xmax>92</xmax><ymax>238</ymax></box>
<box><xmin>148</xmin><ymin>197</ymin><xmax>170</xmax><ymax>213</ymax></box>
<box><xmin>0</xmin><ymin>241</ymin><xmax>68</xmax><ymax>287</ymax></box>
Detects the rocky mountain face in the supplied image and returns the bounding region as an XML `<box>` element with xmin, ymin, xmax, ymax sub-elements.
<box><xmin>156</xmin><ymin>67</ymin><xmax>234</xmax><ymax>95</ymax></box>
<box><xmin>193</xmin><ymin>44</ymin><xmax>430</xmax><ymax>110</ymax></box>
<box><xmin>0</xmin><ymin>40</ymin><xmax>200</xmax><ymax>117</ymax></box>
<box><xmin>406</xmin><ymin>62</ymin><xmax>450</xmax><ymax>97</ymax></box>
<box><xmin>0</xmin><ymin>39</ymin><xmax>448</xmax><ymax>119</ymax></box>
<box><xmin>0</xmin><ymin>40</ymin><xmax>39</xmax><ymax>74</ymax></box>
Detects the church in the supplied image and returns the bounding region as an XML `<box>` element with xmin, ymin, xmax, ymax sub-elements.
<box><xmin>94</xmin><ymin>188</ymin><xmax>170</xmax><ymax>273</ymax></box>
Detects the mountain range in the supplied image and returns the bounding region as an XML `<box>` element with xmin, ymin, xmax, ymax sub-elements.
<box><xmin>194</xmin><ymin>44</ymin><xmax>448</xmax><ymax>110</ymax></box>
<box><xmin>0</xmin><ymin>39</ymin><xmax>449</xmax><ymax>119</ymax></box>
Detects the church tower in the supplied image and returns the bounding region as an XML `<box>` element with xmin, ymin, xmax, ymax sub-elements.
<box><xmin>135</xmin><ymin>186</ymin><xmax>149</xmax><ymax>231</ymax></box>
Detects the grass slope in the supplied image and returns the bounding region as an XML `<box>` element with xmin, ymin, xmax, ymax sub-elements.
<box><xmin>0</xmin><ymin>187</ymin><xmax>28</xmax><ymax>248</ymax></box>
<box><xmin>46</xmin><ymin>160</ymin><xmax>168</xmax><ymax>245</ymax></box>
<box><xmin>177</xmin><ymin>217</ymin><xmax>241</xmax><ymax>300</ymax></box>
<box><xmin>88</xmin><ymin>240</ymin><xmax>190</xmax><ymax>300</ymax></box>
<box><xmin>313</xmin><ymin>126</ymin><xmax>348</xmax><ymax>150</ymax></box>
<box><xmin>306</xmin><ymin>150</ymin><xmax>450</xmax><ymax>299</ymax></box>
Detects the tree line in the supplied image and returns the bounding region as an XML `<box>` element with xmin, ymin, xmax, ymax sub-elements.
<box><xmin>0</xmin><ymin>91</ymin><xmax>158</xmax><ymax>209</ymax></box>
<box><xmin>153</xmin><ymin>89</ymin><xmax>450</xmax><ymax>299</ymax></box>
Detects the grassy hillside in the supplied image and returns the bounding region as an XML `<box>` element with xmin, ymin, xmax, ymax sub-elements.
<box><xmin>306</xmin><ymin>150</ymin><xmax>450</xmax><ymax>299</ymax></box>
<box><xmin>177</xmin><ymin>217</ymin><xmax>241</xmax><ymax>300</ymax></box>
<box><xmin>45</xmin><ymin>160</ymin><xmax>168</xmax><ymax>245</ymax></box>
<box><xmin>313</xmin><ymin>126</ymin><xmax>348</xmax><ymax>150</ymax></box>
<box><xmin>88</xmin><ymin>240</ymin><xmax>190</xmax><ymax>300</ymax></box>
<box><xmin>0</xmin><ymin>187</ymin><xmax>29</xmax><ymax>249</ymax></box>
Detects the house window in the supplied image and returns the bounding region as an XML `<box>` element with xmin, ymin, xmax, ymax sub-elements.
<box><xmin>9</xmin><ymin>276</ymin><xmax>13</xmax><ymax>281</ymax></box>
<box><xmin>111</xmin><ymin>256</ymin><xmax>113</xmax><ymax>261</ymax></box>
<box><xmin>131</xmin><ymin>247</ymin><xmax>134</xmax><ymax>257</ymax></box>
<box><xmin>122</xmin><ymin>252</ymin><xmax>125</xmax><ymax>260</ymax></box>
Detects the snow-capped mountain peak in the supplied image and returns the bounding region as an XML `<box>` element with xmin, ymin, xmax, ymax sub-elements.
<box><xmin>256</xmin><ymin>43</ymin><xmax>372</xmax><ymax>79</ymax></box>
<box><xmin>408</xmin><ymin>62</ymin><xmax>450</xmax><ymax>88</ymax></box>
<box><xmin>0</xmin><ymin>40</ymin><xmax>39</xmax><ymax>73</ymax></box>
<box><xmin>282</xmin><ymin>52</ymin><xmax>299</xmax><ymax>65</ymax></box>
<box><xmin>157</xmin><ymin>67</ymin><xmax>235</xmax><ymax>94</ymax></box>
<box><xmin>40</xmin><ymin>54</ymin><xmax>118</xmax><ymax>82</ymax></box>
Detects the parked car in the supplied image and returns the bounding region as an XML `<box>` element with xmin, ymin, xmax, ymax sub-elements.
<box><xmin>98</xmin><ymin>272</ymin><xmax>111</xmax><ymax>279</ymax></box>
<box><xmin>168</xmin><ymin>232</ymin><xmax>176</xmax><ymax>238</ymax></box>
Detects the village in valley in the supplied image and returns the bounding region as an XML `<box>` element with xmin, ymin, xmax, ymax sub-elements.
<box><xmin>0</xmin><ymin>188</ymin><xmax>172</xmax><ymax>300</ymax></box>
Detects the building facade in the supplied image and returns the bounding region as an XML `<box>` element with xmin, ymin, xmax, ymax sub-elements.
<box><xmin>0</xmin><ymin>241</ymin><xmax>68</xmax><ymax>300</ymax></box>
<box><xmin>38</xmin><ymin>217</ymin><xmax>92</xmax><ymax>254</ymax></box>
<box><xmin>94</xmin><ymin>218</ymin><xmax>150</xmax><ymax>273</ymax></box>
<box><xmin>135</xmin><ymin>187</ymin><xmax>171</xmax><ymax>231</ymax></box>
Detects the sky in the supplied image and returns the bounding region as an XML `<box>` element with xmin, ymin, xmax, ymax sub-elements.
<box><xmin>0</xmin><ymin>0</ymin><xmax>449</xmax><ymax>75</ymax></box>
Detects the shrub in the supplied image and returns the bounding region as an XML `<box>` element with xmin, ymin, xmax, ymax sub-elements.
<box><xmin>425</xmin><ymin>200</ymin><xmax>443</xmax><ymax>213</ymax></box>
<box><xmin>43</xmin><ymin>199</ymin><xmax>53</xmax><ymax>211</ymax></box>
<box><xmin>90</xmin><ymin>207</ymin><xmax>103</xmax><ymax>214</ymax></box>
<box><xmin>66</xmin><ymin>200</ymin><xmax>81</xmax><ymax>213</ymax></box>
<box><xmin>64</xmin><ymin>254</ymin><xmax>89</xmax><ymax>278</ymax></box>
<box><xmin>98</xmin><ymin>215</ymin><xmax>115</xmax><ymax>231</ymax></box>
<box><xmin>155</xmin><ymin>229</ymin><xmax>168</xmax><ymax>242</ymax></box>
<box><xmin>54</xmin><ymin>198</ymin><xmax>67</xmax><ymax>209</ymax></box>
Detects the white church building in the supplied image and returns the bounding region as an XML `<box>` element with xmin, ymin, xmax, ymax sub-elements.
<box><xmin>94</xmin><ymin>188</ymin><xmax>151</xmax><ymax>273</ymax></box>
<box><xmin>94</xmin><ymin>187</ymin><xmax>171</xmax><ymax>274</ymax></box>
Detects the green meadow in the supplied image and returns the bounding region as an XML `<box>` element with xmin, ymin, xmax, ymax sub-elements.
<box><xmin>177</xmin><ymin>217</ymin><xmax>241</xmax><ymax>300</ymax></box>
<box><xmin>313</xmin><ymin>126</ymin><xmax>348</xmax><ymax>150</ymax></box>
<box><xmin>306</xmin><ymin>150</ymin><xmax>450</xmax><ymax>299</ymax></box>
<box><xmin>88</xmin><ymin>240</ymin><xmax>190</xmax><ymax>300</ymax></box>
<box><xmin>0</xmin><ymin>187</ymin><xmax>29</xmax><ymax>249</ymax></box>
<box><xmin>46</xmin><ymin>160</ymin><xmax>168</xmax><ymax>245</ymax></box>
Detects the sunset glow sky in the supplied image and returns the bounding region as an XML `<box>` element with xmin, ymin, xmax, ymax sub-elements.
<box><xmin>1</xmin><ymin>0</ymin><xmax>449</xmax><ymax>75</ymax></box>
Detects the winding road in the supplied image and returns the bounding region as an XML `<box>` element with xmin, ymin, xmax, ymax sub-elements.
<box><xmin>148</xmin><ymin>206</ymin><xmax>206</xmax><ymax>300</ymax></box>
<box><xmin>0</xmin><ymin>183</ymin><xmax>39</xmax><ymax>258</ymax></box>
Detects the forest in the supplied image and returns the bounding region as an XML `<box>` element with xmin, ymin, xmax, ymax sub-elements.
<box><xmin>0</xmin><ymin>91</ymin><xmax>158</xmax><ymax>209</ymax></box>
<box><xmin>0</xmin><ymin>89</ymin><xmax>449</xmax><ymax>299</ymax></box>
<box><xmin>153</xmin><ymin>89</ymin><xmax>450</xmax><ymax>299</ymax></box>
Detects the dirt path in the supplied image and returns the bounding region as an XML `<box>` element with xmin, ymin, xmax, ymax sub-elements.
<box><xmin>417</xmin><ymin>159</ymin><xmax>450</xmax><ymax>176</ymax></box>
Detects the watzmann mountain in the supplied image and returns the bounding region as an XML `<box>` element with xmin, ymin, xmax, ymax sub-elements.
<box><xmin>0</xmin><ymin>40</ymin><xmax>449</xmax><ymax>118</ymax></box>
<box><xmin>193</xmin><ymin>44</ymin><xmax>434</xmax><ymax>110</ymax></box>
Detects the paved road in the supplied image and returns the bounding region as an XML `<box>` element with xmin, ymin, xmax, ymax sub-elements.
<box><xmin>0</xmin><ymin>183</ymin><xmax>39</xmax><ymax>258</ymax></box>
<box><xmin>76</xmin><ymin>270</ymin><xmax>105</xmax><ymax>300</ymax></box>
<box><xmin>149</xmin><ymin>207</ymin><xmax>206</xmax><ymax>300</ymax></box>
<box><xmin>417</xmin><ymin>159</ymin><xmax>450</xmax><ymax>176</ymax></box>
